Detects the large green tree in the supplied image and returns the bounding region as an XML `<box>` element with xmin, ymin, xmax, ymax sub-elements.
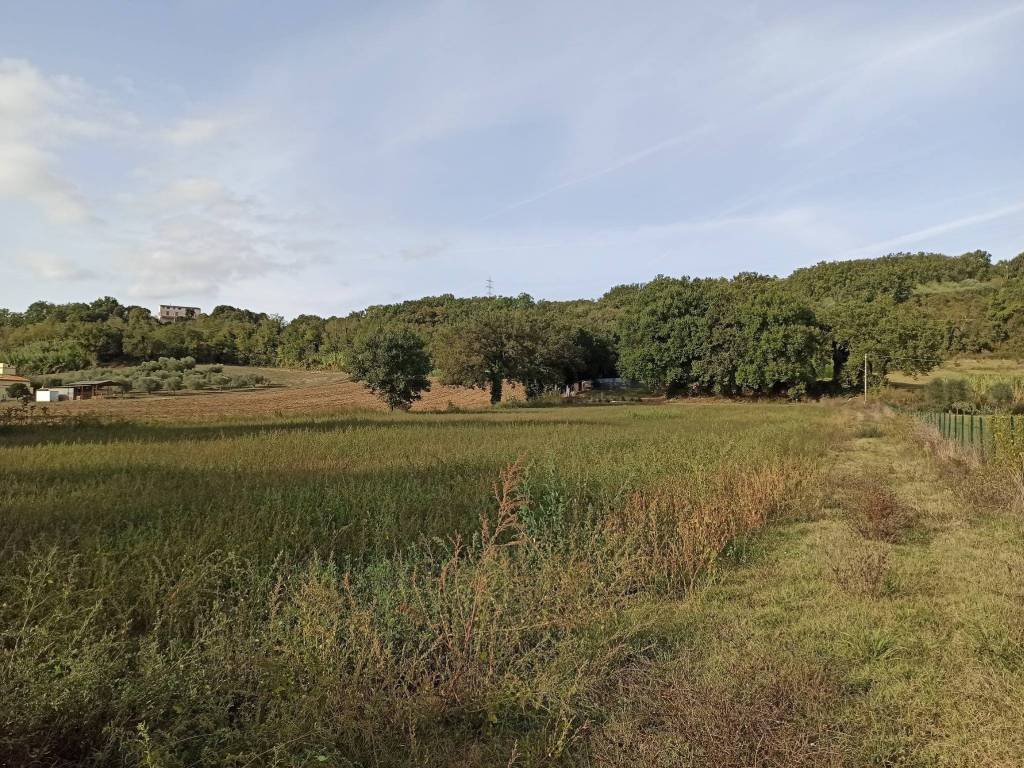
<box><xmin>434</xmin><ymin>306</ymin><xmax>582</xmax><ymax>403</ymax></box>
<box><xmin>617</xmin><ymin>277</ymin><xmax>823</xmax><ymax>395</ymax></box>
<box><xmin>342</xmin><ymin>326</ymin><xmax>432</xmax><ymax>410</ymax></box>
<box><xmin>821</xmin><ymin>298</ymin><xmax>945</xmax><ymax>387</ymax></box>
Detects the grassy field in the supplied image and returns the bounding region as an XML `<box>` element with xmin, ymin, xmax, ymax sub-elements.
<box><xmin>2</xmin><ymin>400</ymin><xmax>1023</xmax><ymax>766</ymax></box>
<box><xmin>887</xmin><ymin>357</ymin><xmax>1024</xmax><ymax>386</ymax></box>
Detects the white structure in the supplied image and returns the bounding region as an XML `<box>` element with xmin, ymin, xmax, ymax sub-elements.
<box><xmin>0</xmin><ymin>363</ymin><xmax>17</xmax><ymax>375</ymax></box>
<box><xmin>36</xmin><ymin>388</ymin><xmax>72</xmax><ymax>402</ymax></box>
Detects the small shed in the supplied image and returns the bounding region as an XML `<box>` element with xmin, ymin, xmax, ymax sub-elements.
<box><xmin>65</xmin><ymin>380</ymin><xmax>120</xmax><ymax>400</ymax></box>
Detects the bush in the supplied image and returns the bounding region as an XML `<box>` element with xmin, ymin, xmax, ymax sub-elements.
<box><xmin>343</xmin><ymin>325</ymin><xmax>432</xmax><ymax>410</ymax></box>
<box><xmin>164</xmin><ymin>375</ymin><xmax>184</xmax><ymax>392</ymax></box>
<box><xmin>132</xmin><ymin>377</ymin><xmax>161</xmax><ymax>393</ymax></box>
<box><xmin>5</xmin><ymin>382</ymin><xmax>31</xmax><ymax>402</ymax></box>
<box><xmin>986</xmin><ymin>382</ymin><xmax>1014</xmax><ymax>409</ymax></box>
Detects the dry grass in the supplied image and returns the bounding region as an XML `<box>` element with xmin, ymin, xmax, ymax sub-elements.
<box><xmin>830</xmin><ymin>542</ymin><xmax>893</xmax><ymax>597</ymax></box>
<box><xmin>32</xmin><ymin>366</ymin><xmax>517</xmax><ymax>421</ymax></box>
<box><xmin>0</xmin><ymin>402</ymin><xmax>838</xmax><ymax>766</ymax></box>
<box><xmin>591</xmin><ymin>654</ymin><xmax>847</xmax><ymax>768</ymax></box>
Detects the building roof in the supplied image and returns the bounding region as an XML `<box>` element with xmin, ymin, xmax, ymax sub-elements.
<box><xmin>67</xmin><ymin>380</ymin><xmax>119</xmax><ymax>387</ymax></box>
<box><xmin>0</xmin><ymin>374</ymin><xmax>30</xmax><ymax>383</ymax></box>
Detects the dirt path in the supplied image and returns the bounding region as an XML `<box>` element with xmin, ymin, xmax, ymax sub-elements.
<box><xmin>588</xmin><ymin>407</ymin><xmax>1024</xmax><ymax>767</ymax></box>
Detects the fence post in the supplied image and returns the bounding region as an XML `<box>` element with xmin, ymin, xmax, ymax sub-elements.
<box><xmin>970</xmin><ymin>414</ymin><xmax>975</xmax><ymax>445</ymax></box>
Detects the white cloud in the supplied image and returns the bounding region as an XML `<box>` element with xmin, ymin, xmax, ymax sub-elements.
<box><xmin>110</xmin><ymin>185</ymin><xmax>336</xmax><ymax>300</ymax></box>
<box><xmin>163</xmin><ymin>117</ymin><xmax>228</xmax><ymax>146</ymax></box>
<box><xmin>0</xmin><ymin>58</ymin><xmax>131</xmax><ymax>223</ymax></box>
<box><xmin>162</xmin><ymin>177</ymin><xmax>229</xmax><ymax>205</ymax></box>
<box><xmin>18</xmin><ymin>252</ymin><xmax>97</xmax><ymax>281</ymax></box>
<box><xmin>0</xmin><ymin>142</ymin><xmax>89</xmax><ymax>222</ymax></box>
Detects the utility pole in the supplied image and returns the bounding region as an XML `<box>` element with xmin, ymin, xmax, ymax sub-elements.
<box><xmin>486</xmin><ymin>277</ymin><xmax>494</xmax><ymax>298</ymax></box>
<box><xmin>864</xmin><ymin>353</ymin><xmax>869</xmax><ymax>402</ymax></box>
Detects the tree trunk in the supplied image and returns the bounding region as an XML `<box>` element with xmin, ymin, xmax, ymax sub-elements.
<box><xmin>489</xmin><ymin>375</ymin><xmax>502</xmax><ymax>405</ymax></box>
<box><xmin>831</xmin><ymin>342</ymin><xmax>849</xmax><ymax>387</ymax></box>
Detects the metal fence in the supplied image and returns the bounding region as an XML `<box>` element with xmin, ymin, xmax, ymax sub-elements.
<box><xmin>919</xmin><ymin>411</ymin><xmax>1024</xmax><ymax>457</ymax></box>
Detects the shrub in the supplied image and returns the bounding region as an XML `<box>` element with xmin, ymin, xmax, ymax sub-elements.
<box><xmin>5</xmin><ymin>382</ymin><xmax>31</xmax><ymax>402</ymax></box>
<box><xmin>132</xmin><ymin>377</ymin><xmax>161</xmax><ymax>393</ymax></box>
<box><xmin>850</xmin><ymin>482</ymin><xmax>919</xmax><ymax>543</ymax></box>
<box><xmin>985</xmin><ymin>381</ymin><xmax>1014</xmax><ymax>409</ymax></box>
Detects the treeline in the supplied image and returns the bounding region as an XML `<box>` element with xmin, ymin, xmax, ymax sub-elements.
<box><xmin>3</xmin><ymin>249</ymin><xmax>1023</xmax><ymax>400</ymax></box>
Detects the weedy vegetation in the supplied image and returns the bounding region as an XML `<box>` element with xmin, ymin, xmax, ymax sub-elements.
<box><xmin>4</xmin><ymin>399</ymin><xmax>1024</xmax><ymax>766</ymax></box>
<box><xmin>0</xmin><ymin>403</ymin><xmax>833</xmax><ymax>766</ymax></box>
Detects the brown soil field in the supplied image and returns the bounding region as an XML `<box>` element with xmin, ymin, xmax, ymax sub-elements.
<box><xmin>44</xmin><ymin>366</ymin><xmax>516</xmax><ymax>421</ymax></box>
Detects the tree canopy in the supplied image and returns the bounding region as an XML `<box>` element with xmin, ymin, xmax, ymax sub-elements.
<box><xmin>342</xmin><ymin>326</ymin><xmax>432</xmax><ymax>410</ymax></box>
<box><xmin>4</xmin><ymin>249</ymin><xmax>1023</xmax><ymax>399</ymax></box>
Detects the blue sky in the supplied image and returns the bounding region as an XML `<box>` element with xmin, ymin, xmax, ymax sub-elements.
<box><xmin>1</xmin><ymin>1</ymin><xmax>1023</xmax><ymax>318</ymax></box>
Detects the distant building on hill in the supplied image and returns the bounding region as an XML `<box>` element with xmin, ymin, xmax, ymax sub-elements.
<box><xmin>159</xmin><ymin>304</ymin><xmax>201</xmax><ymax>323</ymax></box>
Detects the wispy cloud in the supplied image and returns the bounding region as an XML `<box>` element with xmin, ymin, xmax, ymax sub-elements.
<box><xmin>18</xmin><ymin>252</ymin><xmax>97</xmax><ymax>281</ymax></box>
<box><xmin>481</xmin><ymin>126</ymin><xmax>714</xmax><ymax>221</ymax></box>
<box><xmin>483</xmin><ymin>2</ymin><xmax>1024</xmax><ymax>220</ymax></box>
<box><xmin>840</xmin><ymin>200</ymin><xmax>1024</xmax><ymax>258</ymax></box>
<box><xmin>0</xmin><ymin>58</ymin><xmax>130</xmax><ymax>223</ymax></box>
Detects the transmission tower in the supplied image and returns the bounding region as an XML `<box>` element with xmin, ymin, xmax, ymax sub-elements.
<box><xmin>486</xmin><ymin>277</ymin><xmax>494</xmax><ymax>297</ymax></box>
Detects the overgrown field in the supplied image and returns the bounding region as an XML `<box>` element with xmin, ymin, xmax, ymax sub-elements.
<box><xmin>5</xmin><ymin>403</ymin><xmax>1023</xmax><ymax>767</ymax></box>
<box><xmin>0</xmin><ymin>404</ymin><xmax>835</xmax><ymax>766</ymax></box>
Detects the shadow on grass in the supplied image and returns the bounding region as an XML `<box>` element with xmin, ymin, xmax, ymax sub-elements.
<box><xmin>0</xmin><ymin>412</ymin><xmax>622</xmax><ymax>447</ymax></box>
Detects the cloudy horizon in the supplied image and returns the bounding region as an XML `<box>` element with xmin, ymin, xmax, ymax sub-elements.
<box><xmin>2</xmin><ymin>1</ymin><xmax>1023</xmax><ymax>318</ymax></box>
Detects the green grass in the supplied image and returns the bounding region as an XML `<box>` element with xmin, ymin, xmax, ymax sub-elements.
<box><xmin>3</xmin><ymin>403</ymin><xmax>1022</xmax><ymax>766</ymax></box>
<box><xmin>585</xmin><ymin>415</ymin><xmax>1024</xmax><ymax>765</ymax></box>
<box><xmin>888</xmin><ymin>357</ymin><xmax>1024</xmax><ymax>386</ymax></box>
<box><xmin>0</xmin><ymin>403</ymin><xmax>837</xmax><ymax>766</ymax></box>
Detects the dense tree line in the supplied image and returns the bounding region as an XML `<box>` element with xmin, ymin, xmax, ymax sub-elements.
<box><xmin>3</xmin><ymin>249</ymin><xmax>1024</xmax><ymax>401</ymax></box>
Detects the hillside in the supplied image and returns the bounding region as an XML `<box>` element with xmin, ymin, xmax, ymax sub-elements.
<box><xmin>3</xmin><ymin>249</ymin><xmax>1024</xmax><ymax>399</ymax></box>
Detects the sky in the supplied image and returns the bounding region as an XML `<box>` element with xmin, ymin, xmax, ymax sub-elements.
<box><xmin>1</xmin><ymin>1</ymin><xmax>1023</xmax><ymax>319</ymax></box>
